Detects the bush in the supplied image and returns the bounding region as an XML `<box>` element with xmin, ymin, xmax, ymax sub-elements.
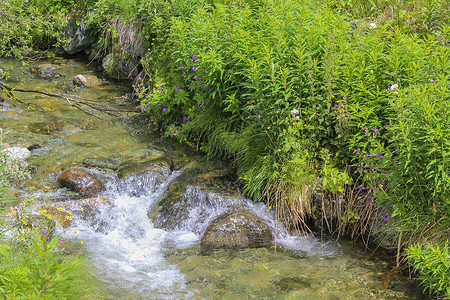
<box><xmin>406</xmin><ymin>242</ymin><xmax>450</xmax><ymax>298</ymax></box>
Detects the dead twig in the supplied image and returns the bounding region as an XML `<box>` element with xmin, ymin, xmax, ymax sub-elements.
<box><xmin>0</xmin><ymin>80</ymin><xmax>121</xmax><ymax>118</ymax></box>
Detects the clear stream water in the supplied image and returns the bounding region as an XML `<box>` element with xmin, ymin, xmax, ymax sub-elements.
<box><xmin>0</xmin><ymin>58</ymin><xmax>426</xmax><ymax>299</ymax></box>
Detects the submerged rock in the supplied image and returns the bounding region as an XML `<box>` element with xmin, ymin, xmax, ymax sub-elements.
<box><xmin>57</xmin><ymin>168</ymin><xmax>103</xmax><ymax>196</ymax></box>
<box><xmin>73</xmin><ymin>74</ymin><xmax>101</xmax><ymax>87</ymax></box>
<box><xmin>201</xmin><ymin>207</ymin><xmax>273</xmax><ymax>249</ymax></box>
<box><xmin>31</xmin><ymin>63</ymin><xmax>60</xmax><ymax>78</ymax></box>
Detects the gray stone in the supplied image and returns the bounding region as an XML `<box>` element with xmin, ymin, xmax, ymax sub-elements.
<box><xmin>201</xmin><ymin>207</ymin><xmax>273</xmax><ymax>249</ymax></box>
<box><xmin>62</xmin><ymin>20</ymin><xmax>96</xmax><ymax>55</ymax></box>
<box><xmin>3</xmin><ymin>147</ymin><xmax>31</xmax><ymax>160</ymax></box>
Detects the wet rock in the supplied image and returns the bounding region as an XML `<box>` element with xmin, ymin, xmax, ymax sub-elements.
<box><xmin>62</xmin><ymin>19</ymin><xmax>96</xmax><ymax>55</ymax></box>
<box><xmin>150</xmin><ymin>162</ymin><xmax>241</xmax><ymax>233</ymax></box>
<box><xmin>73</xmin><ymin>74</ymin><xmax>101</xmax><ymax>87</ymax></box>
<box><xmin>31</xmin><ymin>63</ymin><xmax>60</xmax><ymax>78</ymax></box>
<box><xmin>2</xmin><ymin>147</ymin><xmax>31</xmax><ymax>160</ymax></box>
<box><xmin>57</xmin><ymin>168</ymin><xmax>103</xmax><ymax>196</ymax></box>
<box><xmin>201</xmin><ymin>207</ymin><xmax>273</xmax><ymax>249</ymax></box>
<box><xmin>27</xmin><ymin>143</ymin><xmax>41</xmax><ymax>151</ymax></box>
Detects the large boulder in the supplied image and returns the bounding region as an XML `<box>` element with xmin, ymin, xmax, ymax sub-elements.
<box><xmin>62</xmin><ymin>19</ymin><xmax>96</xmax><ymax>55</ymax></box>
<box><xmin>57</xmin><ymin>168</ymin><xmax>103</xmax><ymax>196</ymax></box>
<box><xmin>73</xmin><ymin>74</ymin><xmax>101</xmax><ymax>87</ymax></box>
<box><xmin>201</xmin><ymin>207</ymin><xmax>273</xmax><ymax>249</ymax></box>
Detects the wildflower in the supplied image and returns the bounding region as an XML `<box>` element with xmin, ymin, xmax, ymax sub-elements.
<box><xmin>176</xmin><ymin>88</ymin><xmax>180</xmax><ymax>91</ymax></box>
<box><xmin>295</xmin><ymin>116</ymin><xmax>300</xmax><ymax>120</ymax></box>
<box><xmin>343</xmin><ymin>96</ymin><xmax>346</xmax><ymax>100</ymax></box>
<box><xmin>383</xmin><ymin>216</ymin><xmax>387</xmax><ymax>220</ymax></box>
<box><xmin>366</xmin><ymin>200</ymin><xmax>370</xmax><ymax>204</ymax></box>
<box><xmin>74</xmin><ymin>231</ymin><xmax>77</xmax><ymax>234</ymax></box>
<box><xmin>80</xmin><ymin>241</ymin><xmax>83</xmax><ymax>244</ymax></box>
<box><xmin>278</xmin><ymin>149</ymin><xmax>281</xmax><ymax>152</ymax></box>
<box><xmin>47</xmin><ymin>215</ymin><xmax>52</xmax><ymax>220</ymax></box>
<box><xmin>354</xmin><ymin>149</ymin><xmax>359</xmax><ymax>155</ymax></box>
<box><xmin>377</xmin><ymin>154</ymin><xmax>383</xmax><ymax>157</ymax></box>
<box><xmin>200</xmin><ymin>86</ymin><xmax>203</xmax><ymax>89</ymax></box>
<box><xmin>369</xmin><ymin>23</ymin><xmax>377</xmax><ymax>29</ymax></box>
<box><xmin>58</xmin><ymin>207</ymin><xmax>63</xmax><ymax>211</ymax></box>
<box><xmin>290</xmin><ymin>109</ymin><xmax>299</xmax><ymax>115</ymax></box>
<box><xmin>12</xmin><ymin>211</ymin><xmax>17</xmax><ymax>215</ymax></box>
<box><xmin>357</xmin><ymin>167</ymin><xmax>360</xmax><ymax>170</ymax></box>
<box><xmin>194</xmin><ymin>75</ymin><xmax>197</xmax><ymax>79</ymax></box>
<box><xmin>429</xmin><ymin>78</ymin><xmax>434</xmax><ymax>83</ymax></box>
<box><xmin>358</xmin><ymin>186</ymin><xmax>362</xmax><ymax>192</ymax></box>
<box><xmin>267</xmin><ymin>126</ymin><xmax>271</xmax><ymax>129</ymax></box>
<box><xmin>180</xmin><ymin>65</ymin><xmax>183</xmax><ymax>68</ymax></box>
<box><xmin>21</xmin><ymin>237</ymin><xmax>25</xmax><ymax>241</ymax></box>
<box><xmin>42</xmin><ymin>231</ymin><xmax>46</xmax><ymax>235</ymax></box>
<box><xmin>59</xmin><ymin>240</ymin><xmax>63</xmax><ymax>244</ymax></box>
<box><xmin>374</xmin><ymin>128</ymin><xmax>378</xmax><ymax>133</ymax></box>
<box><xmin>161</xmin><ymin>89</ymin><xmax>164</xmax><ymax>93</ymax></box>
<box><xmin>163</xmin><ymin>108</ymin><xmax>167</xmax><ymax>112</ymax></box>
<box><xmin>67</xmin><ymin>210</ymin><xmax>72</xmax><ymax>214</ymax></box>
<box><xmin>366</xmin><ymin>153</ymin><xmax>370</xmax><ymax>157</ymax></box>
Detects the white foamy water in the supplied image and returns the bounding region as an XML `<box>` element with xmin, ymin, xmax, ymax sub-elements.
<box><xmin>61</xmin><ymin>169</ymin><xmax>341</xmax><ymax>298</ymax></box>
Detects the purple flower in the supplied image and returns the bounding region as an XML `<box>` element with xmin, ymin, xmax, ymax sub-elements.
<box><xmin>59</xmin><ymin>240</ymin><xmax>63</xmax><ymax>244</ymax></box>
<box><xmin>366</xmin><ymin>200</ymin><xmax>370</xmax><ymax>204</ymax></box>
<box><xmin>335</xmin><ymin>104</ymin><xmax>338</xmax><ymax>107</ymax></box>
<box><xmin>387</xmin><ymin>88</ymin><xmax>389</xmax><ymax>91</ymax></box>
<box><xmin>343</xmin><ymin>96</ymin><xmax>346</xmax><ymax>100</ymax></box>
<box><xmin>374</xmin><ymin>128</ymin><xmax>379</xmax><ymax>133</ymax></box>
<box><xmin>42</xmin><ymin>231</ymin><xmax>46</xmax><ymax>235</ymax></box>
<box><xmin>208</xmin><ymin>88</ymin><xmax>211</xmax><ymax>91</ymax></box>
<box><xmin>137</xmin><ymin>105</ymin><xmax>140</xmax><ymax>109</ymax></box>
<box><xmin>383</xmin><ymin>216</ymin><xmax>387</xmax><ymax>220</ymax></box>
<box><xmin>364</xmin><ymin>126</ymin><xmax>367</xmax><ymax>129</ymax></box>
<box><xmin>358</xmin><ymin>186</ymin><xmax>362</xmax><ymax>192</ymax></box>
<box><xmin>180</xmin><ymin>65</ymin><xmax>183</xmax><ymax>68</ymax></box>
<box><xmin>429</xmin><ymin>78</ymin><xmax>435</xmax><ymax>83</ymax></box>
<box><xmin>191</xmin><ymin>66</ymin><xmax>196</xmax><ymax>71</ymax></box>
<box><xmin>194</xmin><ymin>75</ymin><xmax>197</xmax><ymax>79</ymax></box>
<box><xmin>357</xmin><ymin>167</ymin><xmax>360</xmax><ymax>170</ymax></box>
<box><xmin>161</xmin><ymin>89</ymin><xmax>164</xmax><ymax>93</ymax></box>
<box><xmin>172</xmin><ymin>133</ymin><xmax>176</xmax><ymax>136</ymax></box>
<box><xmin>17</xmin><ymin>209</ymin><xmax>21</xmax><ymax>214</ymax></box>
<box><xmin>187</xmin><ymin>121</ymin><xmax>190</xmax><ymax>124</ymax></box>
<box><xmin>366</xmin><ymin>153</ymin><xmax>370</xmax><ymax>157</ymax></box>
<box><xmin>354</xmin><ymin>149</ymin><xmax>359</xmax><ymax>155</ymax></box>
<box><xmin>169</xmin><ymin>86</ymin><xmax>172</xmax><ymax>89</ymax></box>
<box><xmin>138</xmin><ymin>77</ymin><xmax>142</xmax><ymax>80</ymax></box>
<box><xmin>372</xmin><ymin>179</ymin><xmax>375</xmax><ymax>181</ymax></box>
<box><xmin>377</xmin><ymin>154</ymin><xmax>383</xmax><ymax>157</ymax></box>
<box><xmin>180</xmin><ymin>132</ymin><xmax>183</xmax><ymax>134</ymax></box>
<box><xmin>163</xmin><ymin>108</ymin><xmax>167</xmax><ymax>112</ymax></box>
<box><xmin>176</xmin><ymin>88</ymin><xmax>180</xmax><ymax>91</ymax></box>
<box><xmin>183</xmin><ymin>116</ymin><xmax>187</xmax><ymax>120</ymax></box>
<box><xmin>200</xmin><ymin>86</ymin><xmax>203</xmax><ymax>89</ymax></box>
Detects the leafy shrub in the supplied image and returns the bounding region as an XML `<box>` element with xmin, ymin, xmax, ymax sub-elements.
<box><xmin>406</xmin><ymin>242</ymin><xmax>450</xmax><ymax>297</ymax></box>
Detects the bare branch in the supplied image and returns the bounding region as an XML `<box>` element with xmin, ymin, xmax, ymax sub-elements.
<box><xmin>0</xmin><ymin>80</ymin><xmax>122</xmax><ymax>118</ymax></box>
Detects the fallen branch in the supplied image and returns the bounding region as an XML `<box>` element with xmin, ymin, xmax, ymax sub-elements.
<box><xmin>0</xmin><ymin>80</ymin><xmax>121</xmax><ymax>118</ymax></box>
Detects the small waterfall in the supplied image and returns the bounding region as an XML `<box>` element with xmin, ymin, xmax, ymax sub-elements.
<box><xmin>62</xmin><ymin>168</ymin><xmax>341</xmax><ymax>298</ymax></box>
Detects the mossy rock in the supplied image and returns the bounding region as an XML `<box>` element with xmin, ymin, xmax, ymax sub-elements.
<box><xmin>200</xmin><ymin>207</ymin><xmax>273</xmax><ymax>249</ymax></box>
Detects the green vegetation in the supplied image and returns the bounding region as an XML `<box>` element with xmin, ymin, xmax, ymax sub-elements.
<box><xmin>0</xmin><ymin>135</ymin><xmax>97</xmax><ymax>299</ymax></box>
<box><xmin>1</xmin><ymin>0</ymin><xmax>449</xmax><ymax>297</ymax></box>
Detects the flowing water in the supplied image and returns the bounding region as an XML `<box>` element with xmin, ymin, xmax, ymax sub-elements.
<box><xmin>0</xmin><ymin>58</ymin><xmax>426</xmax><ymax>299</ymax></box>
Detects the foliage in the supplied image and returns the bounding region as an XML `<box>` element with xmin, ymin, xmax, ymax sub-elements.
<box><xmin>0</xmin><ymin>198</ymin><xmax>98</xmax><ymax>299</ymax></box>
<box><xmin>406</xmin><ymin>242</ymin><xmax>450</xmax><ymax>298</ymax></box>
<box><xmin>0</xmin><ymin>0</ymin><xmax>67</xmax><ymax>58</ymax></box>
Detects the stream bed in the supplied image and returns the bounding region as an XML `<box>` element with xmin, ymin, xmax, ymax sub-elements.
<box><xmin>0</xmin><ymin>58</ymin><xmax>426</xmax><ymax>299</ymax></box>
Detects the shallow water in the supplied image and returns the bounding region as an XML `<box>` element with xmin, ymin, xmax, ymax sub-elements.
<box><xmin>0</xmin><ymin>58</ymin><xmax>426</xmax><ymax>299</ymax></box>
